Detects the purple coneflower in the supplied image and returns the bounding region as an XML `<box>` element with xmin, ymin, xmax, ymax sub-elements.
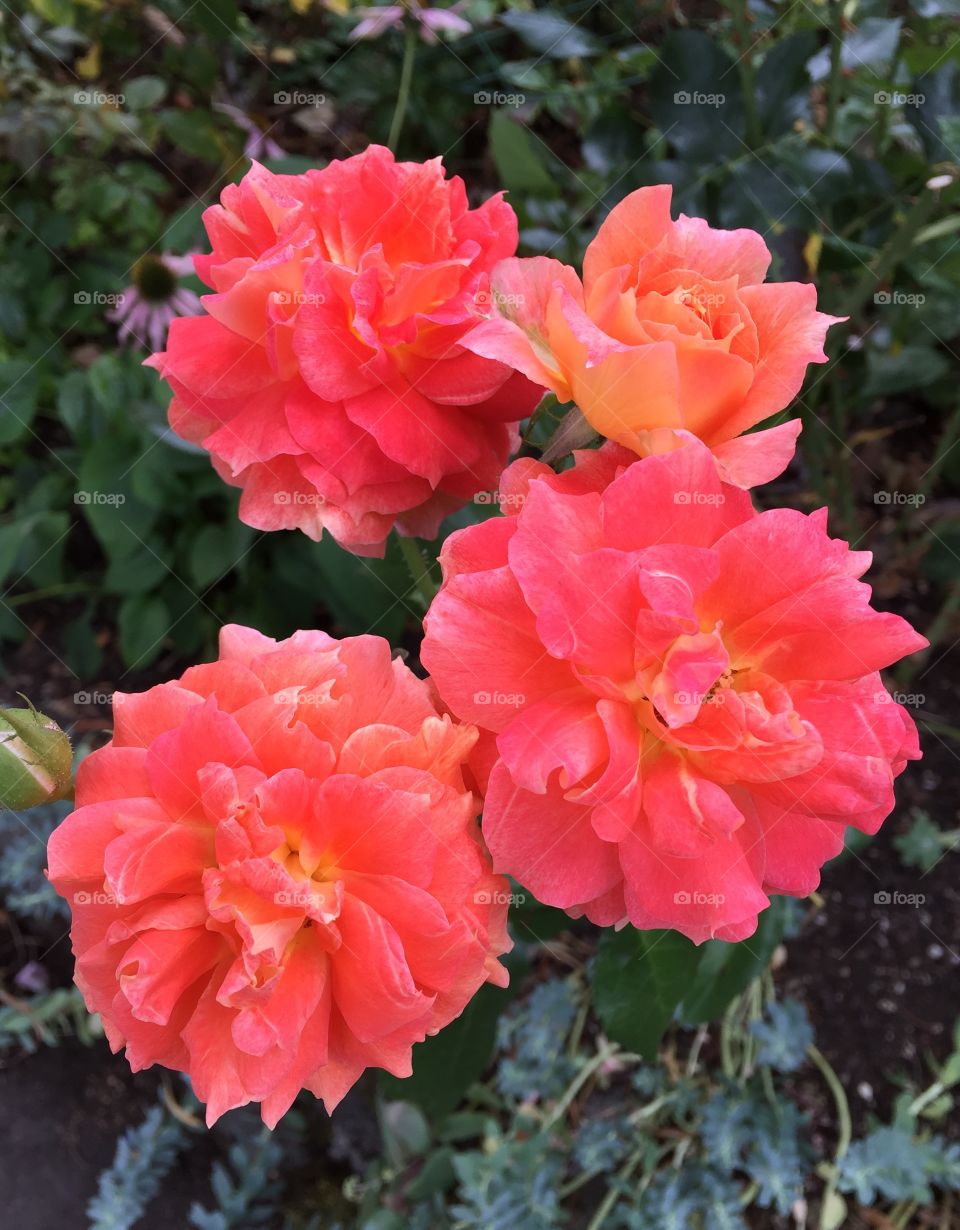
<box><xmin>215</xmin><ymin>102</ymin><xmax>285</xmax><ymax>161</ymax></box>
<box><xmin>350</xmin><ymin>0</ymin><xmax>471</xmax><ymax>43</ymax></box>
<box><xmin>109</xmin><ymin>253</ymin><xmax>202</xmax><ymax>352</ymax></box>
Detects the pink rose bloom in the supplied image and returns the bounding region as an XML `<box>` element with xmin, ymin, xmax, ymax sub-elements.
<box><xmin>421</xmin><ymin>442</ymin><xmax>925</xmax><ymax>943</ymax></box>
<box><xmin>464</xmin><ymin>185</ymin><xmax>843</xmax><ymax>488</ymax></box>
<box><xmin>146</xmin><ymin>146</ymin><xmax>541</xmax><ymax>555</ymax></box>
<box><xmin>47</xmin><ymin>626</ymin><xmax>510</xmax><ymax>1125</ymax></box>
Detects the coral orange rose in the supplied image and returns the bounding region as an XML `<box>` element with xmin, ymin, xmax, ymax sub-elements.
<box><xmin>146</xmin><ymin>146</ymin><xmax>542</xmax><ymax>556</ymax></box>
<box><xmin>464</xmin><ymin>185</ymin><xmax>842</xmax><ymax>487</ymax></box>
<box><xmin>421</xmin><ymin>442</ymin><xmax>925</xmax><ymax>943</ymax></box>
<box><xmin>47</xmin><ymin>626</ymin><xmax>510</xmax><ymax>1125</ymax></box>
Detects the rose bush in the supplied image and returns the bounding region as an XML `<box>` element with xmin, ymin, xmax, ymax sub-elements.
<box><xmin>147</xmin><ymin>145</ymin><xmax>541</xmax><ymax>556</ymax></box>
<box><xmin>422</xmin><ymin>441</ymin><xmax>925</xmax><ymax>942</ymax></box>
<box><xmin>47</xmin><ymin>625</ymin><xmax>510</xmax><ymax>1125</ymax></box>
<box><xmin>37</xmin><ymin>149</ymin><xmax>929</xmax><ymax>1131</ymax></box>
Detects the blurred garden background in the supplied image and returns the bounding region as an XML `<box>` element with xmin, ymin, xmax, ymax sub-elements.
<box><xmin>2</xmin><ymin>0</ymin><xmax>960</xmax><ymax>1226</ymax></box>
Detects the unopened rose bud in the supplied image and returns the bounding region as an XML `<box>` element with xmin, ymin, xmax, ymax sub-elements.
<box><xmin>0</xmin><ymin>706</ymin><xmax>72</xmax><ymax>810</ymax></box>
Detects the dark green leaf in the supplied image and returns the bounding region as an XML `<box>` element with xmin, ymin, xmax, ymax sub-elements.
<box><xmin>500</xmin><ymin>9</ymin><xmax>603</xmax><ymax>58</ymax></box>
<box><xmin>160</xmin><ymin>109</ymin><xmax>223</xmax><ymax>161</ymax></box>
<box><xmin>380</xmin><ymin>980</ymin><xmax>514</xmax><ymax>1116</ymax></box>
<box><xmin>648</xmin><ymin>30</ymin><xmax>745</xmax><ymax>163</ymax></box>
<box><xmin>125</xmin><ymin>76</ymin><xmax>167</xmax><ymax>110</ymax></box>
<box><xmin>755</xmin><ymin>32</ymin><xmax>817</xmax><ymax>135</ymax></box>
<box><xmin>0</xmin><ymin>360</ymin><xmax>40</xmax><ymax>443</ymax></box>
<box><xmin>192</xmin><ymin>0</ymin><xmax>240</xmax><ymax>37</ymax></box>
<box><xmin>87</xmin><ymin>355</ymin><xmax>125</xmax><ymax>414</ymax></box>
<box><xmin>118</xmin><ymin>595</ymin><xmax>170</xmax><ymax>668</ymax></box>
<box><xmin>56</xmin><ymin>370</ymin><xmax>89</xmax><ymax>435</ymax></box>
<box><xmin>681</xmin><ymin>897</ymin><xmax>792</xmax><ymax>1024</ymax></box>
<box><xmin>63</xmin><ymin>605</ymin><xmax>103</xmax><ymax>678</ymax></box>
<box><xmin>865</xmin><ymin>345</ymin><xmax>950</xmax><ymax>396</ymax></box>
<box><xmin>489</xmin><ymin>110</ymin><xmax>558</xmax><ymax>197</ymax></box>
<box><xmin>807</xmin><ymin>17</ymin><xmax>902</xmax><ymax>81</ymax></box>
<box><xmin>594</xmin><ymin>927</ymin><xmax>699</xmax><ymax>1056</ymax></box>
<box><xmin>312</xmin><ymin>533</ymin><xmax>411</xmax><ymax>641</ymax></box>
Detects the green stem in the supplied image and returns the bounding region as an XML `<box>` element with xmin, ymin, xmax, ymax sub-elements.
<box><xmin>876</xmin><ymin>51</ymin><xmax>900</xmax><ymax>149</ymax></box>
<box><xmin>685</xmin><ymin>1023</ymin><xmax>708</xmax><ymax>1076</ymax></box>
<box><xmin>7</xmin><ymin>581</ymin><xmax>93</xmax><ymax>607</ymax></box>
<box><xmin>585</xmin><ymin>1144</ymin><xmax>645</xmax><ymax>1230</ymax></box>
<box><xmin>918</xmin><ymin>395</ymin><xmax>960</xmax><ymax>501</ymax></box>
<box><xmin>560</xmin><ymin>1166</ymin><xmax>604</xmax><ymax>1200</ymax></box>
<box><xmin>909</xmin><ymin>1078</ymin><xmax>946</xmax><ymax>1118</ymax></box>
<box><xmin>567</xmin><ymin>995</ymin><xmax>590</xmax><ymax>1058</ymax></box>
<box><xmin>891</xmin><ymin>1200</ymin><xmax>918</xmax><ymax>1229</ymax></box>
<box><xmin>809</xmin><ymin>1043</ymin><xmax>852</xmax><ymax>1230</ymax></box>
<box><xmin>740</xmin><ymin>979</ymin><xmax>763</xmax><ymax>1079</ymax></box>
<box><xmin>626</xmin><ymin>1091</ymin><xmax>674</xmax><ymax>1125</ymax></box>
<box><xmin>842</xmin><ymin>186</ymin><xmax>940</xmax><ymax>318</ymax></box>
<box><xmin>920</xmin><ymin>716</ymin><xmax>960</xmax><ymax>744</ymax></box>
<box><xmin>397</xmin><ymin>534</ymin><xmax>438</xmax><ymax>609</ymax></box>
<box><xmin>826</xmin><ymin>0</ymin><xmax>844</xmax><ymax>142</ymax></box>
<box><xmin>824</xmin><ymin>366</ymin><xmax>855</xmax><ymax>538</ymax></box>
<box><xmin>731</xmin><ymin>0</ymin><xmax>760</xmax><ymax>147</ymax></box>
<box><xmin>543</xmin><ymin>1042</ymin><xmax>617</xmax><ymax>1132</ymax></box>
<box><xmin>739</xmin><ymin>1181</ymin><xmax>760</xmax><ymax>1207</ymax></box>
<box><xmin>897</xmin><ymin>576</ymin><xmax>960</xmax><ymax>687</ymax></box>
<box><xmin>387</xmin><ymin>24</ymin><xmax>417</xmax><ymax>152</ymax></box>
<box><xmin>720</xmin><ymin>995</ymin><xmax>739</xmax><ymax>1078</ymax></box>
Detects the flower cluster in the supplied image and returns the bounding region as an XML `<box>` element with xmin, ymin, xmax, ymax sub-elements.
<box><xmin>48</xmin><ymin>148</ymin><xmax>924</xmax><ymax>1125</ymax></box>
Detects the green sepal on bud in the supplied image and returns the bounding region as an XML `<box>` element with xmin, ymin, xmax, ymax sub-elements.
<box><xmin>0</xmin><ymin>704</ymin><xmax>73</xmax><ymax>811</ymax></box>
